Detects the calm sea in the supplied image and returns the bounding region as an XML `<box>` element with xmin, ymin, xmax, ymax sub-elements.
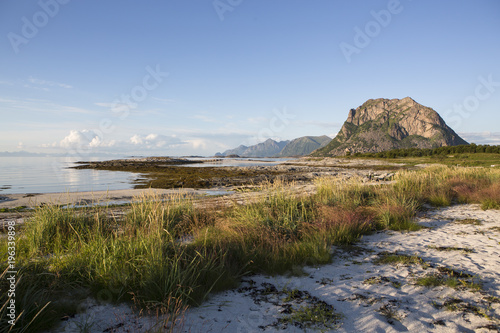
<box><xmin>0</xmin><ymin>156</ymin><xmax>290</xmax><ymax>195</ymax></box>
<box><xmin>0</xmin><ymin>156</ymin><xmax>137</xmax><ymax>194</ymax></box>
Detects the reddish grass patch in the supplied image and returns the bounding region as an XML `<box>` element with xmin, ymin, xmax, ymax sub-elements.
<box><xmin>312</xmin><ymin>205</ymin><xmax>374</xmax><ymax>234</ymax></box>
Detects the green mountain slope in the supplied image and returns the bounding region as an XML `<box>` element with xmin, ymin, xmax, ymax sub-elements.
<box><xmin>276</xmin><ymin>135</ymin><xmax>331</xmax><ymax>157</ymax></box>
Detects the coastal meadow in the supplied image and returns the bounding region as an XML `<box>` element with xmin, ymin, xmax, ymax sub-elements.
<box><xmin>1</xmin><ymin>165</ymin><xmax>499</xmax><ymax>332</ymax></box>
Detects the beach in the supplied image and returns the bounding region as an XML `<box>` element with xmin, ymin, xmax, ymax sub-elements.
<box><xmin>1</xmin><ymin>162</ymin><xmax>498</xmax><ymax>332</ymax></box>
<box><xmin>50</xmin><ymin>203</ymin><xmax>500</xmax><ymax>332</ymax></box>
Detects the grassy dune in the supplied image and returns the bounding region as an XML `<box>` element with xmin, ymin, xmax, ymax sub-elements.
<box><xmin>1</xmin><ymin>166</ymin><xmax>499</xmax><ymax>332</ymax></box>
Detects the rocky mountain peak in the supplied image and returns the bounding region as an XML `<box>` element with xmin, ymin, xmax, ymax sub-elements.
<box><xmin>313</xmin><ymin>97</ymin><xmax>468</xmax><ymax>156</ymax></box>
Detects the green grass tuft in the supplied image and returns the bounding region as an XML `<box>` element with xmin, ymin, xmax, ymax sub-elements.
<box><xmin>373</xmin><ymin>252</ymin><xmax>426</xmax><ymax>267</ymax></box>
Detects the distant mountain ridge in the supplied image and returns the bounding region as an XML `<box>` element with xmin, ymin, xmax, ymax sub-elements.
<box><xmin>217</xmin><ymin>136</ymin><xmax>331</xmax><ymax>157</ymax></box>
<box><xmin>276</xmin><ymin>136</ymin><xmax>331</xmax><ymax>157</ymax></box>
<box><xmin>312</xmin><ymin>97</ymin><xmax>468</xmax><ymax>156</ymax></box>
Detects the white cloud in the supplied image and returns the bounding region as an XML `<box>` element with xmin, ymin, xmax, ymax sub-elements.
<box><xmin>40</xmin><ymin>142</ymin><xmax>58</xmax><ymax>148</ymax></box>
<box><xmin>187</xmin><ymin>139</ymin><xmax>207</xmax><ymax>150</ymax></box>
<box><xmin>0</xmin><ymin>97</ymin><xmax>95</xmax><ymax>115</ymax></box>
<box><xmin>28</xmin><ymin>77</ymin><xmax>72</xmax><ymax>89</ymax></box>
<box><xmin>129</xmin><ymin>133</ymin><xmax>184</xmax><ymax>149</ymax></box>
<box><xmin>56</xmin><ymin>130</ymin><xmax>119</xmax><ymax>152</ymax></box>
<box><xmin>130</xmin><ymin>134</ymin><xmax>143</xmax><ymax>145</ymax></box>
<box><xmin>60</xmin><ymin>130</ymin><xmax>101</xmax><ymax>148</ymax></box>
<box><xmin>191</xmin><ymin>114</ymin><xmax>217</xmax><ymax>123</ymax></box>
<box><xmin>247</xmin><ymin>116</ymin><xmax>268</xmax><ymax>124</ymax></box>
<box><xmin>95</xmin><ymin>102</ymin><xmax>129</xmax><ymax>111</ymax></box>
<box><xmin>459</xmin><ymin>132</ymin><xmax>500</xmax><ymax>145</ymax></box>
<box><xmin>89</xmin><ymin>136</ymin><xmax>102</xmax><ymax>148</ymax></box>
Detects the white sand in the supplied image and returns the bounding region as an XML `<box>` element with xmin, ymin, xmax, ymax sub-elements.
<box><xmin>50</xmin><ymin>204</ymin><xmax>500</xmax><ymax>332</ymax></box>
<box><xmin>0</xmin><ymin>188</ymin><xmax>223</xmax><ymax>209</ymax></box>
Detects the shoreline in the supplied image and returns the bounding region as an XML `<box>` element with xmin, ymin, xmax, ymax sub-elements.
<box><xmin>0</xmin><ymin>187</ymin><xmax>225</xmax><ymax>209</ymax></box>
<box><xmin>0</xmin><ymin>157</ymin><xmax>405</xmax><ymax>210</ymax></box>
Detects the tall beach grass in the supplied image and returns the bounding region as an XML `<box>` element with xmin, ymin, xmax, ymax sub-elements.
<box><xmin>1</xmin><ymin>165</ymin><xmax>499</xmax><ymax>331</ymax></box>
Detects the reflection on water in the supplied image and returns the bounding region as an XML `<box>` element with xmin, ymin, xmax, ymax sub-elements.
<box><xmin>0</xmin><ymin>156</ymin><xmax>291</xmax><ymax>194</ymax></box>
<box><xmin>0</xmin><ymin>156</ymin><xmax>137</xmax><ymax>194</ymax></box>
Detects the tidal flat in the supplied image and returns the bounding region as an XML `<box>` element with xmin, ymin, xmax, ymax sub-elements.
<box><xmin>71</xmin><ymin>156</ymin><xmax>406</xmax><ymax>189</ymax></box>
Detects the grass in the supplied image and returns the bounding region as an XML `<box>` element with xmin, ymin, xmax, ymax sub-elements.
<box><xmin>363</xmin><ymin>276</ymin><xmax>402</xmax><ymax>289</ymax></box>
<box><xmin>1</xmin><ymin>165</ymin><xmax>499</xmax><ymax>331</ymax></box>
<box><xmin>277</xmin><ymin>286</ymin><xmax>342</xmax><ymax>330</ymax></box>
<box><xmin>0</xmin><ymin>206</ymin><xmax>28</xmax><ymax>213</ymax></box>
<box><xmin>427</xmin><ymin>245</ymin><xmax>475</xmax><ymax>253</ymax></box>
<box><xmin>455</xmin><ymin>218</ymin><xmax>482</xmax><ymax>225</ymax></box>
<box><xmin>434</xmin><ymin>297</ymin><xmax>491</xmax><ymax>320</ymax></box>
<box><xmin>352</xmin><ymin>150</ymin><xmax>500</xmax><ymax>168</ymax></box>
<box><xmin>373</xmin><ymin>252</ymin><xmax>427</xmax><ymax>267</ymax></box>
<box><xmin>278</xmin><ymin>301</ymin><xmax>343</xmax><ymax>330</ymax></box>
<box><xmin>377</xmin><ymin>304</ymin><xmax>402</xmax><ymax>325</ymax></box>
<box><xmin>415</xmin><ymin>267</ymin><xmax>482</xmax><ymax>292</ymax></box>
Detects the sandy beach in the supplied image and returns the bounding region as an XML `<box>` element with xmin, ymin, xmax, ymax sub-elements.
<box><xmin>0</xmin><ymin>187</ymin><xmax>230</xmax><ymax>210</ymax></box>
<box><xmin>51</xmin><ymin>203</ymin><xmax>500</xmax><ymax>332</ymax></box>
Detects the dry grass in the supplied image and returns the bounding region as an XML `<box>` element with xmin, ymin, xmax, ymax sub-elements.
<box><xmin>1</xmin><ymin>165</ymin><xmax>499</xmax><ymax>331</ymax></box>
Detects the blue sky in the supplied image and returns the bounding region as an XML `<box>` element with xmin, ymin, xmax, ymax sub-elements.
<box><xmin>0</xmin><ymin>0</ymin><xmax>499</xmax><ymax>156</ymax></box>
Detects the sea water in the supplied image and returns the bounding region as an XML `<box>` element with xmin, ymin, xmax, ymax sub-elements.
<box><xmin>0</xmin><ymin>156</ymin><xmax>137</xmax><ymax>194</ymax></box>
<box><xmin>0</xmin><ymin>156</ymin><xmax>290</xmax><ymax>194</ymax></box>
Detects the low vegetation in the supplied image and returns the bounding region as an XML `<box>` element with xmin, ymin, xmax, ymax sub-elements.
<box><xmin>1</xmin><ymin>165</ymin><xmax>499</xmax><ymax>331</ymax></box>
<box><xmin>72</xmin><ymin>162</ymin><xmax>289</xmax><ymax>189</ymax></box>
<box><xmin>373</xmin><ymin>252</ymin><xmax>427</xmax><ymax>267</ymax></box>
<box><xmin>434</xmin><ymin>298</ymin><xmax>491</xmax><ymax>320</ymax></box>
<box><xmin>353</xmin><ymin>144</ymin><xmax>500</xmax><ymax>159</ymax></box>
<box><xmin>427</xmin><ymin>245</ymin><xmax>475</xmax><ymax>254</ymax></box>
<box><xmin>347</xmin><ymin>144</ymin><xmax>500</xmax><ymax>170</ymax></box>
<box><xmin>416</xmin><ymin>267</ymin><xmax>482</xmax><ymax>292</ymax></box>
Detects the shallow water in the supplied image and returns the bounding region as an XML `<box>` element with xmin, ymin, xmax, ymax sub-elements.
<box><xmin>0</xmin><ymin>156</ymin><xmax>138</xmax><ymax>194</ymax></box>
<box><xmin>0</xmin><ymin>156</ymin><xmax>286</xmax><ymax>194</ymax></box>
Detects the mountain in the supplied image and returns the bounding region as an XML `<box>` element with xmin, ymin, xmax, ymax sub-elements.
<box><xmin>242</xmin><ymin>139</ymin><xmax>289</xmax><ymax>157</ymax></box>
<box><xmin>276</xmin><ymin>135</ymin><xmax>332</xmax><ymax>157</ymax></box>
<box><xmin>217</xmin><ymin>145</ymin><xmax>249</xmax><ymax>157</ymax></box>
<box><xmin>0</xmin><ymin>151</ymin><xmax>46</xmax><ymax>157</ymax></box>
<box><xmin>217</xmin><ymin>139</ymin><xmax>289</xmax><ymax>157</ymax></box>
<box><xmin>218</xmin><ymin>136</ymin><xmax>331</xmax><ymax>157</ymax></box>
<box><xmin>312</xmin><ymin>97</ymin><xmax>468</xmax><ymax>156</ymax></box>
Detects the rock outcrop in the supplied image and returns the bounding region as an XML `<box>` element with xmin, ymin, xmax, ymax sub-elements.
<box><xmin>313</xmin><ymin>97</ymin><xmax>468</xmax><ymax>156</ymax></box>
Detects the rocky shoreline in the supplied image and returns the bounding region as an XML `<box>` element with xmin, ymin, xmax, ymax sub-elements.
<box><xmin>71</xmin><ymin>157</ymin><xmax>407</xmax><ymax>189</ymax></box>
